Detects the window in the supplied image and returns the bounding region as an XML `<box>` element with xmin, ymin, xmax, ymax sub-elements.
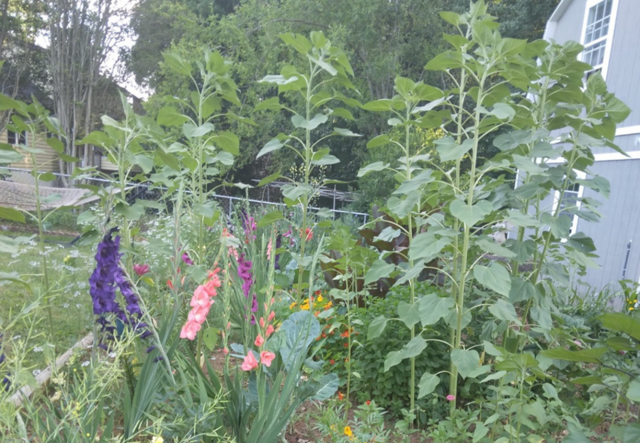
<box><xmin>581</xmin><ymin>0</ymin><xmax>618</xmax><ymax>78</ymax></box>
<box><xmin>553</xmin><ymin>171</ymin><xmax>586</xmax><ymax>238</ymax></box>
<box><xmin>7</xmin><ymin>130</ymin><xmax>26</xmax><ymax>145</ymax></box>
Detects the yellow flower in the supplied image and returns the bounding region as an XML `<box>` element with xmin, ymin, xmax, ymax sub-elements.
<box><xmin>344</xmin><ymin>426</ymin><xmax>353</xmax><ymax>437</ymax></box>
<box><xmin>300</xmin><ymin>303</ymin><xmax>310</xmax><ymax>311</ymax></box>
<box><xmin>630</xmin><ymin>307</ymin><xmax>635</xmax><ymax>311</ymax></box>
<box><xmin>151</xmin><ymin>437</ymin><xmax>164</xmax><ymax>443</ymax></box>
<box><xmin>289</xmin><ymin>302</ymin><xmax>297</xmax><ymax>310</ymax></box>
<box><xmin>317</xmin><ymin>295</ymin><xmax>324</xmax><ymax>302</ymax></box>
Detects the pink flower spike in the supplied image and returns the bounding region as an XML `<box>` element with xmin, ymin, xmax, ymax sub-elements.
<box><xmin>259</xmin><ymin>317</ymin><xmax>265</xmax><ymax>328</ymax></box>
<box><xmin>267</xmin><ymin>239</ymin><xmax>273</xmax><ymax>260</ymax></box>
<box><xmin>254</xmin><ymin>334</ymin><xmax>265</xmax><ymax>347</ymax></box>
<box><xmin>260</xmin><ymin>351</ymin><xmax>276</xmax><ymax>367</ymax></box>
<box><xmin>133</xmin><ymin>264</ymin><xmax>149</xmax><ymax>276</ymax></box>
<box><xmin>266</xmin><ymin>325</ymin><xmax>274</xmax><ymax>337</ymax></box>
<box><xmin>241</xmin><ymin>352</ymin><xmax>259</xmax><ymax>371</ymax></box>
<box><xmin>446</xmin><ymin>395</ymin><xmax>456</xmax><ymax>401</ymax></box>
<box><xmin>222</xmin><ymin>347</ymin><xmax>229</xmax><ymax>355</ymax></box>
<box><xmin>268</xmin><ymin>311</ymin><xmax>275</xmax><ymax>322</ymax></box>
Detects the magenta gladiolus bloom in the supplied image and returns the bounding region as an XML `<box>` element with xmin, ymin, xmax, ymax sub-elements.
<box><xmin>446</xmin><ymin>395</ymin><xmax>456</xmax><ymax>401</ymax></box>
<box><xmin>133</xmin><ymin>264</ymin><xmax>149</xmax><ymax>276</ymax></box>
<box><xmin>182</xmin><ymin>253</ymin><xmax>194</xmax><ymax>266</ymax></box>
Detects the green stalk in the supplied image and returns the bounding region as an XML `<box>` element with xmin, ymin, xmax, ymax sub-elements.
<box><xmin>449</xmin><ymin>73</ymin><xmax>485</xmax><ymax>415</ymax></box>
<box><xmin>296</xmin><ymin>64</ymin><xmax>317</xmax><ymax>303</ymax></box>
<box><xmin>403</xmin><ymin>109</ymin><xmax>418</xmax><ymax>425</ymax></box>
<box><xmin>449</xmin><ymin>58</ymin><xmax>468</xmax><ymax>407</ymax></box>
<box><xmin>33</xmin><ymin>166</ymin><xmax>54</xmax><ymax>342</ymax></box>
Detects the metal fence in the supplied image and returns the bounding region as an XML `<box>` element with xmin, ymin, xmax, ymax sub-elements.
<box><xmin>1</xmin><ymin>167</ymin><xmax>369</xmax><ymax>224</ymax></box>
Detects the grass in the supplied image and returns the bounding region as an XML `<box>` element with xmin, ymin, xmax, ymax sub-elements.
<box><xmin>0</xmin><ymin>234</ymin><xmax>95</xmax><ymax>369</ymax></box>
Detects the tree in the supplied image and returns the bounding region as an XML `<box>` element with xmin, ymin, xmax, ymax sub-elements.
<box><xmin>47</xmin><ymin>0</ymin><xmax>125</xmax><ymax>180</ymax></box>
<box><xmin>0</xmin><ymin>0</ymin><xmax>47</xmax><ymax>133</ymax></box>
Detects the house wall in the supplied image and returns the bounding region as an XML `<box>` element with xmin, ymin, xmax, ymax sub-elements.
<box><xmin>551</xmin><ymin>0</ymin><xmax>586</xmax><ymax>43</ymax></box>
<box><xmin>1</xmin><ymin>130</ymin><xmax>60</xmax><ymax>186</ymax></box>
<box><xmin>602</xmin><ymin>0</ymin><xmax>640</xmax><ymax>128</ymax></box>
<box><xmin>533</xmin><ymin>0</ymin><xmax>640</xmax><ymax>293</ymax></box>
<box><xmin>577</xmin><ymin>159</ymin><xmax>640</xmax><ymax>290</ymax></box>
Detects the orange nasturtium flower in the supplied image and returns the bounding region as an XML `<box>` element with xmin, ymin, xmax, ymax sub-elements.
<box><xmin>344</xmin><ymin>426</ymin><xmax>353</xmax><ymax>437</ymax></box>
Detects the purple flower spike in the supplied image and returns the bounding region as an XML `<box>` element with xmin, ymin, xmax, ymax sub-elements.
<box><xmin>89</xmin><ymin>228</ymin><xmax>149</xmax><ymax>347</ymax></box>
<box><xmin>237</xmin><ymin>253</ymin><xmax>253</xmax><ymax>298</ymax></box>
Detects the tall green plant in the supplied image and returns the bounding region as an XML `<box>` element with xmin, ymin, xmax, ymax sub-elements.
<box><xmin>256</xmin><ymin>31</ymin><xmax>358</xmax><ymax>302</ymax></box>
<box><xmin>0</xmin><ymin>95</ymin><xmax>70</xmax><ymax>341</ymax></box>
<box><xmin>363</xmin><ymin>1</ymin><xmax>629</xmax><ymax>432</ymax></box>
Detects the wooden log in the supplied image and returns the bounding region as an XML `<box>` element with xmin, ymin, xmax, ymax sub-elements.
<box><xmin>8</xmin><ymin>333</ymin><xmax>94</xmax><ymax>407</ymax></box>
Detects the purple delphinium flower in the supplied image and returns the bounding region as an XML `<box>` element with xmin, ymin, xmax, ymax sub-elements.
<box><xmin>89</xmin><ymin>229</ymin><xmax>149</xmax><ymax>348</ymax></box>
<box><xmin>237</xmin><ymin>253</ymin><xmax>253</xmax><ymax>298</ymax></box>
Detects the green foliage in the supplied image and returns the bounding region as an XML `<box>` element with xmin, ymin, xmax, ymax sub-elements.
<box><xmin>352</xmin><ymin>286</ymin><xmax>451</xmax><ymax>423</ymax></box>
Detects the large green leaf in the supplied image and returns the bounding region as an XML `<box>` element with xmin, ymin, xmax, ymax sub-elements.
<box><xmin>368</xmin><ymin>315</ymin><xmax>389</xmax><ymax>340</ymax></box>
<box><xmin>257</xmin><ymin>211</ymin><xmax>284</xmax><ymax>228</ymax></box>
<box><xmin>436</xmin><ymin>137</ymin><xmax>473</xmax><ymax>161</ymax></box>
<box><xmin>358</xmin><ymin>161</ymin><xmax>389</xmax><ymax>177</ymax></box>
<box><xmin>599</xmin><ymin>313</ymin><xmax>640</xmax><ymax>341</ymax></box>
<box><xmin>449</xmin><ymin>199</ymin><xmax>492</xmax><ymax>226</ymax></box>
<box><xmin>364</xmin><ymin>260</ymin><xmax>396</xmax><ymax>285</ymax></box>
<box><xmin>310</xmin><ymin>374</ymin><xmax>340</xmax><ymax>401</ymax></box>
<box><xmin>0</xmin><ymin>207</ymin><xmax>25</xmax><ymax>223</ymax></box>
<box><xmin>157</xmin><ymin>106</ymin><xmax>189</xmax><ymax>126</ymax></box>
<box><xmin>387</xmin><ymin>193</ymin><xmax>420</xmax><ymax>219</ymax></box>
<box><xmin>418</xmin><ymin>293</ymin><xmax>455</xmax><ymax>326</ymax></box>
<box><xmin>254</xmin><ymin>96</ymin><xmax>282</xmax><ymax>112</ymax></box>
<box><xmin>417</xmin><ymin>372</ymin><xmax>440</xmax><ymax>399</ymax></box>
<box><xmin>257</xmin><ymin>138</ymin><xmax>285</xmax><ymax>158</ymax></box>
<box><xmin>398</xmin><ymin>301</ymin><xmax>421</xmax><ymax>329</ymax></box>
<box><xmin>367</xmin><ymin>134</ymin><xmax>391</xmax><ymax>148</ymax></box>
<box><xmin>624</xmin><ymin>422</ymin><xmax>640</xmax><ymax>443</ymax></box>
<box><xmin>474</xmin><ymin>263</ymin><xmax>511</xmax><ymax>297</ymax></box>
<box><xmin>541</xmin><ymin>347</ymin><xmax>606</xmax><ymax>363</ymax></box>
<box><xmin>488</xmin><ymin>299</ymin><xmax>521</xmax><ymax>324</ymax></box>
<box><xmin>291</xmin><ymin>113</ymin><xmax>328</xmax><ymax>130</ymax></box>
<box><xmin>627</xmin><ymin>378</ymin><xmax>640</xmax><ymax>402</ymax></box>
<box><xmin>0</xmin><ymin>146</ymin><xmax>23</xmax><ymax>163</ymax></box>
<box><xmin>384</xmin><ymin>336</ymin><xmax>427</xmax><ymax>371</ymax></box>
<box><xmin>212</xmin><ymin>132</ymin><xmax>239</xmax><ymax>156</ymax></box>
<box><xmin>410</xmin><ymin>231</ymin><xmax>452</xmax><ymax>262</ymax></box>
<box><xmin>451</xmin><ymin>349</ymin><xmax>480</xmax><ymax>379</ymax></box>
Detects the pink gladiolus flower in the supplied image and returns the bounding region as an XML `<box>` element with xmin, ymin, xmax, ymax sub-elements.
<box><xmin>268</xmin><ymin>311</ymin><xmax>275</xmax><ymax>322</ymax></box>
<box><xmin>222</xmin><ymin>347</ymin><xmax>229</xmax><ymax>355</ymax></box>
<box><xmin>180</xmin><ymin>320</ymin><xmax>201</xmax><ymax>340</ymax></box>
<box><xmin>255</xmin><ymin>334</ymin><xmax>265</xmax><ymax>347</ymax></box>
<box><xmin>241</xmin><ymin>352</ymin><xmax>259</xmax><ymax>371</ymax></box>
<box><xmin>266</xmin><ymin>325</ymin><xmax>274</xmax><ymax>337</ymax></box>
<box><xmin>267</xmin><ymin>239</ymin><xmax>273</xmax><ymax>260</ymax></box>
<box><xmin>446</xmin><ymin>395</ymin><xmax>456</xmax><ymax>401</ymax></box>
<box><xmin>259</xmin><ymin>317</ymin><xmax>265</xmax><ymax>328</ymax></box>
<box><xmin>260</xmin><ymin>351</ymin><xmax>276</xmax><ymax>367</ymax></box>
<box><xmin>133</xmin><ymin>264</ymin><xmax>149</xmax><ymax>276</ymax></box>
<box><xmin>180</xmin><ymin>269</ymin><xmax>221</xmax><ymax>341</ymax></box>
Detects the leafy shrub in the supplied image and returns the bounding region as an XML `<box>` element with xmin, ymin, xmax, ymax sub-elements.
<box><xmin>351</xmin><ymin>284</ymin><xmax>450</xmax><ymax>422</ymax></box>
